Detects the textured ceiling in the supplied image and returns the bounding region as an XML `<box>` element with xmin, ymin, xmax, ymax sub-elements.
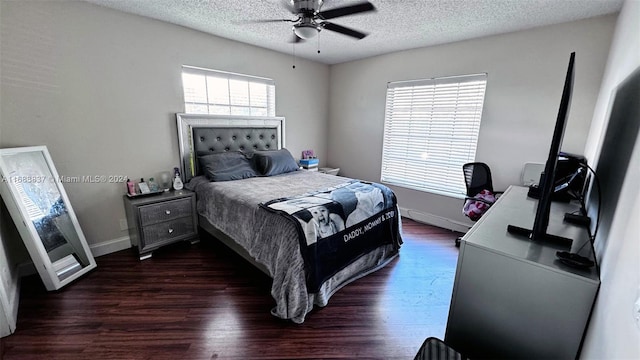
<box><xmin>84</xmin><ymin>0</ymin><xmax>623</xmax><ymax>65</ymax></box>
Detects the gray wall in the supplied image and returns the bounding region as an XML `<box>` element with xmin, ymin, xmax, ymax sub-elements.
<box><xmin>0</xmin><ymin>0</ymin><xmax>19</xmax><ymax>336</ymax></box>
<box><xmin>0</xmin><ymin>1</ymin><xmax>330</xmax><ymax>254</ymax></box>
<box><xmin>327</xmin><ymin>16</ymin><xmax>616</xmax><ymax>231</ymax></box>
<box><xmin>580</xmin><ymin>0</ymin><xmax>640</xmax><ymax>358</ymax></box>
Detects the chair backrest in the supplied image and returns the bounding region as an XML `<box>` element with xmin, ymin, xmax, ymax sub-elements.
<box><xmin>463</xmin><ymin>162</ymin><xmax>494</xmax><ymax>197</ymax></box>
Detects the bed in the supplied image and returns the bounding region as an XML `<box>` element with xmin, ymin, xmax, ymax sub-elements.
<box><xmin>177</xmin><ymin>114</ymin><xmax>402</xmax><ymax>323</ymax></box>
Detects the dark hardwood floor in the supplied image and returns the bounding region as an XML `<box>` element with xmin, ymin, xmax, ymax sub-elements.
<box><xmin>1</xmin><ymin>218</ymin><xmax>461</xmax><ymax>360</ymax></box>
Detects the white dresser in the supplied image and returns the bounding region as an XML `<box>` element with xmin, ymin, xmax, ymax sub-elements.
<box><xmin>445</xmin><ymin>186</ymin><xmax>600</xmax><ymax>359</ymax></box>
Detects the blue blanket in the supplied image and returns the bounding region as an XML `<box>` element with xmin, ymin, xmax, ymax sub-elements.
<box><xmin>261</xmin><ymin>180</ymin><xmax>401</xmax><ymax>292</ymax></box>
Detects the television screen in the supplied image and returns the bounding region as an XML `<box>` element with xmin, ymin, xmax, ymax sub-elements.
<box><xmin>507</xmin><ymin>52</ymin><xmax>575</xmax><ymax>248</ymax></box>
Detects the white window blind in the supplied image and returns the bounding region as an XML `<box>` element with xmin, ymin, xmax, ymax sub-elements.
<box><xmin>381</xmin><ymin>73</ymin><xmax>487</xmax><ymax>197</ymax></box>
<box><xmin>181</xmin><ymin>66</ymin><xmax>275</xmax><ymax>117</ymax></box>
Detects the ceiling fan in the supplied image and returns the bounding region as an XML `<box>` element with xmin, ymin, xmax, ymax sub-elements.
<box><xmin>257</xmin><ymin>0</ymin><xmax>376</xmax><ymax>42</ymax></box>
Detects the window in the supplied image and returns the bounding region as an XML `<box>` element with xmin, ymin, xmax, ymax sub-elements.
<box><xmin>181</xmin><ymin>66</ymin><xmax>275</xmax><ymax>116</ymax></box>
<box><xmin>381</xmin><ymin>73</ymin><xmax>487</xmax><ymax>197</ymax></box>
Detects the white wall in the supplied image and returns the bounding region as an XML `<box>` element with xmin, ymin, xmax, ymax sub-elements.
<box><xmin>0</xmin><ymin>231</ymin><xmax>18</xmax><ymax>337</ymax></box>
<box><xmin>328</xmin><ymin>16</ymin><xmax>616</xmax><ymax>231</ymax></box>
<box><xmin>580</xmin><ymin>0</ymin><xmax>640</xmax><ymax>358</ymax></box>
<box><xmin>0</xmin><ymin>206</ymin><xmax>19</xmax><ymax>338</ymax></box>
<box><xmin>0</xmin><ymin>301</ymin><xmax>10</xmax><ymax>337</ymax></box>
<box><xmin>0</xmin><ymin>1</ymin><xmax>330</xmax><ymax>253</ymax></box>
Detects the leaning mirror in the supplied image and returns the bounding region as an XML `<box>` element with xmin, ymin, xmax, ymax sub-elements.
<box><xmin>0</xmin><ymin>146</ymin><xmax>96</xmax><ymax>290</ymax></box>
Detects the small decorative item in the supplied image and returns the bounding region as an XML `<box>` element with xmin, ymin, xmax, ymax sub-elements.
<box><xmin>301</xmin><ymin>149</ymin><xmax>315</xmax><ymax>159</ymax></box>
<box><xmin>138</xmin><ymin>178</ymin><xmax>151</xmax><ymax>194</ymax></box>
<box><xmin>299</xmin><ymin>157</ymin><xmax>319</xmax><ymax>170</ymax></box>
<box><xmin>147</xmin><ymin>177</ymin><xmax>159</xmax><ymax>192</ymax></box>
<box><xmin>300</xmin><ymin>149</ymin><xmax>318</xmax><ymax>171</ymax></box>
<box><xmin>126</xmin><ymin>178</ymin><xmax>135</xmax><ymax>195</ymax></box>
<box><xmin>125</xmin><ymin>176</ymin><xmax>164</xmax><ymax>198</ymax></box>
<box><xmin>158</xmin><ymin>171</ymin><xmax>172</xmax><ymax>190</ymax></box>
<box><xmin>172</xmin><ymin>167</ymin><xmax>184</xmax><ymax>190</ymax></box>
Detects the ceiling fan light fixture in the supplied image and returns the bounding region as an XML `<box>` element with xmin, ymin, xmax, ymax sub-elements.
<box><xmin>293</xmin><ymin>24</ymin><xmax>319</xmax><ymax>39</ymax></box>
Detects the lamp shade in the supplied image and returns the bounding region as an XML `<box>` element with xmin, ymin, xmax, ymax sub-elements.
<box><xmin>293</xmin><ymin>24</ymin><xmax>319</xmax><ymax>39</ymax></box>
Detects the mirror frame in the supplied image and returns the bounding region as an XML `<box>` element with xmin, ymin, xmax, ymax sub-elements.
<box><xmin>0</xmin><ymin>146</ymin><xmax>96</xmax><ymax>290</ymax></box>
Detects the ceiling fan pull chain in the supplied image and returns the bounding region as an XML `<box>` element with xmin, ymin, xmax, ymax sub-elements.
<box><xmin>292</xmin><ymin>41</ymin><xmax>296</xmax><ymax>69</ymax></box>
<box><xmin>317</xmin><ymin>32</ymin><xmax>321</xmax><ymax>54</ymax></box>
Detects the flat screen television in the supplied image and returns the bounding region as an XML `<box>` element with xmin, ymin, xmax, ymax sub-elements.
<box><xmin>507</xmin><ymin>52</ymin><xmax>575</xmax><ymax>248</ymax></box>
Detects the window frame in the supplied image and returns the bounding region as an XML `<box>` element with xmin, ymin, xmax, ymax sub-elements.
<box><xmin>380</xmin><ymin>73</ymin><xmax>488</xmax><ymax>198</ymax></box>
<box><xmin>181</xmin><ymin>65</ymin><xmax>276</xmax><ymax>117</ymax></box>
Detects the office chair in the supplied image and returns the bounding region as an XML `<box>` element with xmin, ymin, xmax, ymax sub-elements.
<box><xmin>456</xmin><ymin>162</ymin><xmax>502</xmax><ymax>246</ymax></box>
<box><xmin>414</xmin><ymin>337</ymin><xmax>468</xmax><ymax>360</ymax></box>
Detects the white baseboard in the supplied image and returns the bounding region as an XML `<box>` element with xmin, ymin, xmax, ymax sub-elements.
<box><xmin>400</xmin><ymin>207</ymin><xmax>471</xmax><ymax>233</ymax></box>
<box><xmin>90</xmin><ymin>236</ymin><xmax>131</xmax><ymax>258</ymax></box>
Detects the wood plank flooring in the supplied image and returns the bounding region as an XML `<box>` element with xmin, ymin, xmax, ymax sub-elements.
<box><xmin>0</xmin><ymin>218</ymin><xmax>461</xmax><ymax>360</ymax></box>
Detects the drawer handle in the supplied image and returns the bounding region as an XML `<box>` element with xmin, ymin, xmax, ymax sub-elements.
<box><xmin>168</xmin><ymin>228</ymin><xmax>174</xmax><ymax>234</ymax></box>
<box><xmin>165</xmin><ymin>210</ymin><xmax>171</xmax><ymax>215</ymax></box>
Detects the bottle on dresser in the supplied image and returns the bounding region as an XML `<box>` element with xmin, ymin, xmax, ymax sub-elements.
<box><xmin>173</xmin><ymin>167</ymin><xmax>184</xmax><ymax>190</ymax></box>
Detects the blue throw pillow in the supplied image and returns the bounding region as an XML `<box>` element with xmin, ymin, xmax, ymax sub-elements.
<box><xmin>252</xmin><ymin>149</ymin><xmax>299</xmax><ymax>176</ymax></box>
<box><xmin>199</xmin><ymin>151</ymin><xmax>258</xmax><ymax>182</ymax></box>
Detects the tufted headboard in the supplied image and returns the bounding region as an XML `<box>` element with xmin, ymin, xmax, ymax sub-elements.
<box><xmin>176</xmin><ymin>114</ymin><xmax>286</xmax><ymax>183</ymax></box>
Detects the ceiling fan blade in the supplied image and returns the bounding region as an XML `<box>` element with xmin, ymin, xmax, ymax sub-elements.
<box><xmin>248</xmin><ymin>19</ymin><xmax>295</xmax><ymax>23</ymax></box>
<box><xmin>322</xmin><ymin>22</ymin><xmax>368</xmax><ymax>39</ymax></box>
<box><xmin>318</xmin><ymin>1</ymin><xmax>375</xmax><ymax>20</ymax></box>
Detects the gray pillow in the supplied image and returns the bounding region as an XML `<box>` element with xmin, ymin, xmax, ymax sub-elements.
<box><xmin>253</xmin><ymin>148</ymin><xmax>299</xmax><ymax>176</ymax></box>
<box><xmin>199</xmin><ymin>151</ymin><xmax>258</xmax><ymax>182</ymax></box>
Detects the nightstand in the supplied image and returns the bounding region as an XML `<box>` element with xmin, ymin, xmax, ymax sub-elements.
<box><xmin>319</xmin><ymin>167</ymin><xmax>340</xmax><ymax>176</ymax></box>
<box><xmin>123</xmin><ymin>190</ymin><xmax>198</xmax><ymax>260</ymax></box>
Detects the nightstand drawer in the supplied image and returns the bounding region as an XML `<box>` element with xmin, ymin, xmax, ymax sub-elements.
<box><xmin>139</xmin><ymin>198</ymin><xmax>192</xmax><ymax>226</ymax></box>
<box><xmin>141</xmin><ymin>216</ymin><xmax>195</xmax><ymax>247</ymax></box>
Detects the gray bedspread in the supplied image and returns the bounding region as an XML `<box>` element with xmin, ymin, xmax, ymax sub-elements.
<box><xmin>186</xmin><ymin>170</ymin><xmax>401</xmax><ymax>323</ymax></box>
